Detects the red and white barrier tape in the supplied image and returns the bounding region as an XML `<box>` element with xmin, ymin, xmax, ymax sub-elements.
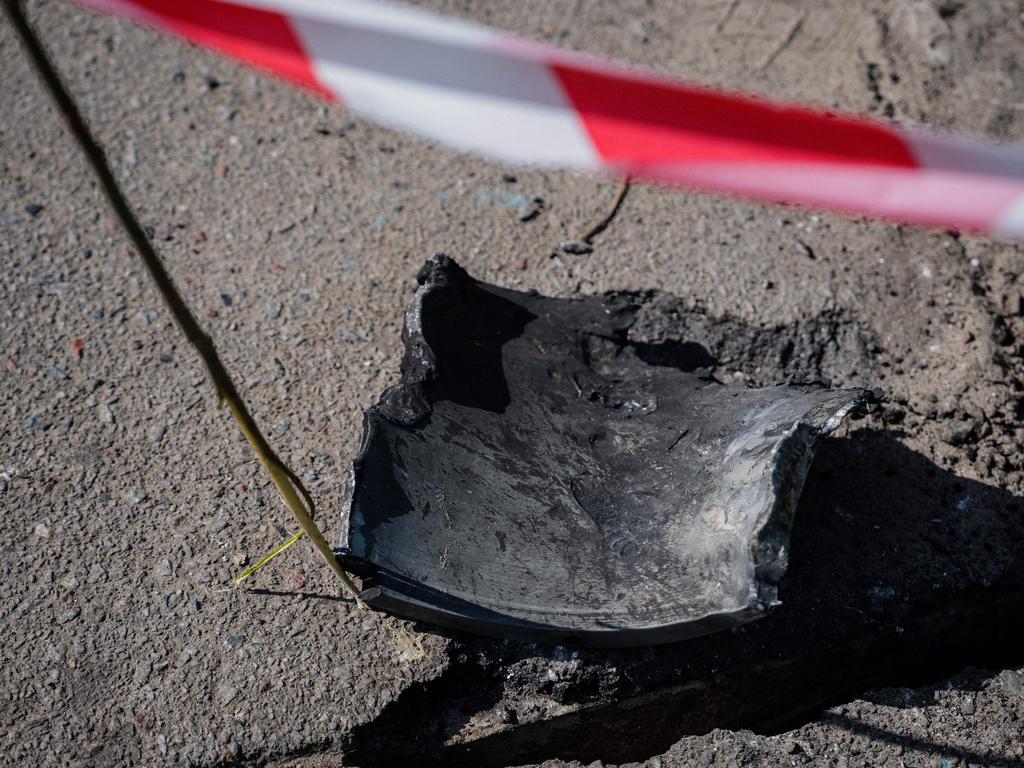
<box><xmin>75</xmin><ymin>0</ymin><xmax>1024</xmax><ymax>240</ymax></box>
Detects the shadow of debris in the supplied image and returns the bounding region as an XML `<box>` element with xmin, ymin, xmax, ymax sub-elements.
<box><xmin>419</xmin><ymin>274</ymin><xmax>535</xmax><ymax>414</ymax></box>
<box><xmin>345</xmin><ymin>428</ymin><xmax>1024</xmax><ymax>768</ymax></box>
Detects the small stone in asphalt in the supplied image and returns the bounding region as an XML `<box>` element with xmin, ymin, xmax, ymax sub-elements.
<box><xmin>149</xmin><ymin>425</ymin><xmax>167</xmax><ymax>443</ymax></box>
<box><xmin>999</xmin><ymin>669</ymin><xmax>1024</xmax><ymax>698</ymax></box>
<box><xmin>25</xmin><ymin>203</ymin><xmax>43</xmax><ymax>218</ymax></box>
<box><xmin>265</xmin><ymin>301</ymin><xmax>281</xmax><ymax>319</ymax></box>
<box><xmin>943</xmin><ymin>419</ymin><xmax>976</xmax><ymax>446</ymax></box>
<box><xmin>216</xmin><ymin>683</ymin><xmax>238</xmax><ymax>704</ymax></box>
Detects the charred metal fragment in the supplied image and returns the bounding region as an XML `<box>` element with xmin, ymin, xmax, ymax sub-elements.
<box><xmin>339</xmin><ymin>255</ymin><xmax>872</xmax><ymax>646</ymax></box>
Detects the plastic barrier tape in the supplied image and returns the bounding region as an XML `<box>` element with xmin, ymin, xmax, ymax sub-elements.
<box><xmin>75</xmin><ymin>0</ymin><xmax>1024</xmax><ymax>239</ymax></box>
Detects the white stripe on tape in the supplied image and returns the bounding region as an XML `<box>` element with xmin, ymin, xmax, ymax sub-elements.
<box><xmin>293</xmin><ymin>18</ymin><xmax>599</xmax><ymax>167</ymax></box>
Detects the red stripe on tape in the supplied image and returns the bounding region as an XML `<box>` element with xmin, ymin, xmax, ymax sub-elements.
<box><xmin>123</xmin><ymin>0</ymin><xmax>332</xmax><ymax>100</ymax></box>
<box><xmin>551</xmin><ymin>62</ymin><xmax>918</xmax><ymax>172</ymax></box>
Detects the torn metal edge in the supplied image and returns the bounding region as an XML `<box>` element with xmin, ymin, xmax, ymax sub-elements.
<box><xmin>336</xmin><ymin>254</ymin><xmax>874</xmax><ymax>646</ymax></box>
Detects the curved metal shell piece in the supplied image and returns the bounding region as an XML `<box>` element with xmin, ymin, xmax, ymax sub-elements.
<box><xmin>339</xmin><ymin>255</ymin><xmax>871</xmax><ymax>647</ymax></box>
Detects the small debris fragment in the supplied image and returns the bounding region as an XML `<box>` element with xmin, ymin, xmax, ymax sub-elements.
<box><xmin>999</xmin><ymin>669</ymin><xmax>1024</xmax><ymax>699</ymax></box>
<box><xmin>216</xmin><ymin>682</ymin><xmax>238</xmax><ymax>705</ymax></box>
<box><xmin>560</xmin><ymin>241</ymin><xmax>593</xmax><ymax>255</ymax></box>
<box><xmin>24</xmin><ymin>203</ymin><xmax>43</xmax><ymax>218</ymax></box>
<box><xmin>943</xmin><ymin>419</ymin><xmax>976</xmax><ymax>446</ymax></box>
<box><xmin>960</xmin><ymin>694</ymin><xmax>976</xmax><ymax>715</ymax></box>
<box><xmin>99</xmin><ymin>404</ymin><xmax>115</xmax><ymax>424</ymax></box>
<box><xmin>519</xmin><ymin>197</ymin><xmax>545</xmax><ymax>222</ymax></box>
<box><xmin>87</xmin><ymin>563</ymin><xmax>108</xmax><ymax>584</ymax></box>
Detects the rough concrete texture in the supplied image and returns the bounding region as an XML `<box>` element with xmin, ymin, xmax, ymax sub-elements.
<box><xmin>1</xmin><ymin>0</ymin><xmax>1024</xmax><ymax>766</ymax></box>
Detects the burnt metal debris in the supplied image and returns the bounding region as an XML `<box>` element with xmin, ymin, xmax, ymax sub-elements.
<box><xmin>339</xmin><ymin>255</ymin><xmax>872</xmax><ymax>647</ymax></box>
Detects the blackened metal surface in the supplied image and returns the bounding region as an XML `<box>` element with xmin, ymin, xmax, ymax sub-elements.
<box><xmin>339</xmin><ymin>255</ymin><xmax>871</xmax><ymax>646</ymax></box>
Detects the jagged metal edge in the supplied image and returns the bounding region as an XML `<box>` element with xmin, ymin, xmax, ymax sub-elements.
<box><xmin>337</xmin><ymin>254</ymin><xmax>454</xmax><ymax>558</ymax></box>
<box><xmin>337</xmin><ymin>255</ymin><xmax>873</xmax><ymax>645</ymax></box>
